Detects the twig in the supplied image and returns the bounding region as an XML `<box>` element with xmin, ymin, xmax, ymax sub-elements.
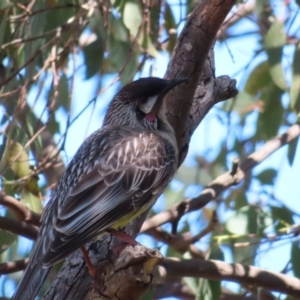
<box><xmin>141</xmin><ymin>123</ymin><xmax>300</xmax><ymax>232</ymax></box>
<box><xmin>0</xmin><ymin>192</ymin><xmax>41</xmax><ymax>226</ymax></box>
<box><xmin>0</xmin><ymin>216</ymin><xmax>38</xmax><ymax>240</ymax></box>
<box><xmin>0</xmin><ymin>259</ymin><xmax>29</xmax><ymax>275</ymax></box>
<box><xmin>217</xmin><ymin>0</ymin><xmax>255</xmax><ymax>40</ymax></box>
<box><xmin>145</xmin><ymin>211</ymin><xmax>217</xmax><ymax>254</ymax></box>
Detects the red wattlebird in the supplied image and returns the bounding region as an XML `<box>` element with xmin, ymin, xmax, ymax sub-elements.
<box><xmin>12</xmin><ymin>77</ymin><xmax>188</xmax><ymax>300</ymax></box>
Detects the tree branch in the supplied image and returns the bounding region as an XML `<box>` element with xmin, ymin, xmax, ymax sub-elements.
<box><xmin>0</xmin><ymin>259</ymin><xmax>29</xmax><ymax>275</ymax></box>
<box><xmin>0</xmin><ymin>216</ymin><xmax>38</xmax><ymax>240</ymax></box>
<box><xmin>141</xmin><ymin>123</ymin><xmax>300</xmax><ymax>232</ymax></box>
<box><xmin>144</xmin><ymin>210</ymin><xmax>217</xmax><ymax>254</ymax></box>
<box><xmin>157</xmin><ymin>258</ymin><xmax>300</xmax><ymax>299</ymax></box>
<box><xmin>0</xmin><ymin>192</ymin><xmax>41</xmax><ymax>226</ymax></box>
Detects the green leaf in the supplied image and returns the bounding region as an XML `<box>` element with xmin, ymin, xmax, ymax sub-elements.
<box><xmin>123</xmin><ymin>1</ymin><xmax>142</xmax><ymax>37</ymax></box>
<box><xmin>142</xmin><ymin>34</ymin><xmax>159</xmax><ymax>58</ymax></box>
<box><xmin>184</xmin><ymin>276</ymin><xmax>198</xmax><ymax>295</ymax></box>
<box><xmin>254</xmin><ymin>0</ymin><xmax>271</xmax><ymax>14</ymax></box>
<box><xmin>47</xmin><ymin>113</ymin><xmax>60</xmax><ymax>135</ymax></box>
<box><xmin>0</xmin><ymin>0</ymin><xmax>13</xmax><ymax>9</ymax></box>
<box><xmin>287</xmin><ymin>136</ymin><xmax>299</xmax><ymax>166</ymax></box>
<box><xmin>1</xmin><ymin>139</ymin><xmax>40</xmax><ymax>196</ymax></box>
<box><xmin>264</xmin><ymin>20</ymin><xmax>287</xmax><ymax>90</ymax></box>
<box><xmin>0</xmin><ymin>229</ymin><xmax>16</xmax><ymax>255</ymax></box>
<box><xmin>104</xmin><ymin>39</ymin><xmax>125</xmax><ymax>73</ymax></box>
<box><xmin>25</xmin><ymin>109</ymin><xmax>43</xmax><ymax>156</ymax></box>
<box><xmin>207</xmin><ymin>280</ymin><xmax>221</xmax><ymax>300</ymax></box>
<box><xmin>82</xmin><ymin>36</ymin><xmax>104</xmax><ymax>79</ymax></box>
<box><xmin>222</xmin><ymin>91</ymin><xmax>256</xmax><ymax>114</ymax></box>
<box><xmin>244</xmin><ymin>61</ymin><xmax>272</xmax><ymax>96</ymax></box>
<box><xmin>208</xmin><ymin>246</ymin><xmax>224</xmax><ymax>261</ymax></box>
<box><xmin>232</xmin><ymin>235</ymin><xmax>259</xmax><ymax>265</ymax></box>
<box><xmin>21</xmin><ymin>190</ymin><xmax>43</xmax><ymax>214</ymax></box>
<box><xmin>0</xmin><ymin>211</ymin><xmax>17</xmax><ymax>255</ymax></box>
<box><xmin>291</xmin><ymin>242</ymin><xmax>300</xmax><ymax>278</ymax></box>
<box><xmin>226</xmin><ymin>206</ymin><xmax>254</xmax><ymax>235</ymax></box>
<box><xmin>44</xmin><ymin>1</ymin><xmax>78</xmax><ymax>32</ymax></box>
<box><xmin>0</xmin><ymin>9</ymin><xmax>8</xmax><ymax>46</ymax></box>
<box><xmin>232</xmin><ymin>190</ymin><xmax>248</xmax><ymax>210</ymax></box>
<box><xmin>290</xmin><ymin>43</ymin><xmax>300</xmax><ymax>112</ymax></box>
<box><xmin>256</xmin><ymin>168</ymin><xmax>277</xmax><ymax>185</ymax></box>
<box><xmin>271</xmin><ymin>206</ymin><xmax>294</xmax><ymax>231</ymax></box>
<box><xmin>111</xmin><ymin>15</ymin><xmax>129</xmax><ymax>42</ymax></box>
<box><xmin>256</xmin><ymin>83</ymin><xmax>283</xmax><ymax>139</ymax></box>
<box><xmin>120</xmin><ymin>47</ymin><xmax>140</xmax><ymax>84</ymax></box>
<box><xmin>198</xmin><ymin>279</ymin><xmax>214</xmax><ymax>300</ymax></box>
<box><xmin>140</xmin><ymin>289</ymin><xmax>154</xmax><ymax>300</ymax></box>
<box><xmin>57</xmin><ymin>73</ymin><xmax>70</xmax><ymax>111</ymax></box>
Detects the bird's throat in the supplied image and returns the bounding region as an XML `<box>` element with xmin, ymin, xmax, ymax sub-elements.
<box><xmin>145</xmin><ymin>113</ymin><xmax>156</xmax><ymax>122</ymax></box>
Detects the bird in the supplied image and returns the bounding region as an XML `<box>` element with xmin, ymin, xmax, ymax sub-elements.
<box><xmin>12</xmin><ymin>76</ymin><xmax>188</xmax><ymax>300</ymax></box>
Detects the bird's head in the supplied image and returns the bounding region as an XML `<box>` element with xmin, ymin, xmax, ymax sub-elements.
<box><xmin>103</xmin><ymin>77</ymin><xmax>188</xmax><ymax>131</ymax></box>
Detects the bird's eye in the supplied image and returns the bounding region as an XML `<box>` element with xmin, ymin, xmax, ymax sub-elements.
<box><xmin>136</xmin><ymin>108</ymin><xmax>145</xmax><ymax>119</ymax></box>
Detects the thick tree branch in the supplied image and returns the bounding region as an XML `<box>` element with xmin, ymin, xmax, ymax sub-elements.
<box><xmin>165</xmin><ymin>0</ymin><xmax>237</xmax><ymax>164</ymax></box>
<box><xmin>157</xmin><ymin>258</ymin><xmax>300</xmax><ymax>299</ymax></box>
<box><xmin>0</xmin><ymin>216</ymin><xmax>38</xmax><ymax>240</ymax></box>
<box><xmin>0</xmin><ymin>192</ymin><xmax>41</xmax><ymax>226</ymax></box>
<box><xmin>141</xmin><ymin>123</ymin><xmax>300</xmax><ymax>232</ymax></box>
<box><xmin>86</xmin><ymin>246</ymin><xmax>163</xmax><ymax>300</ymax></box>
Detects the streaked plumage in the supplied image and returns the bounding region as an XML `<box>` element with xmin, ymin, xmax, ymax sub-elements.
<box><xmin>12</xmin><ymin>77</ymin><xmax>187</xmax><ymax>300</ymax></box>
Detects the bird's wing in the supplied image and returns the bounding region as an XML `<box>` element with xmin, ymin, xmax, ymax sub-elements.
<box><xmin>42</xmin><ymin>129</ymin><xmax>176</xmax><ymax>266</ymax></box>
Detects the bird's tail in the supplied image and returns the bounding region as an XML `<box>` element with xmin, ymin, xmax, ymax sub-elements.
<box><xmin>12</xmin><ymin>227</ymin><xmax>52</xmax><ymax>300</ymax></box>
<box><xmin>12</xmin><ymin>262</ymin><xmax>51</xmax><ymax>300</ymax></box>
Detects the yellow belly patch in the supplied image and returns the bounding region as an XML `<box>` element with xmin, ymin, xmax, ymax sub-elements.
<box><xmin>111</xmin><ymin>205</ymin><xmax>149</xmax><ymax>229</ymax></box>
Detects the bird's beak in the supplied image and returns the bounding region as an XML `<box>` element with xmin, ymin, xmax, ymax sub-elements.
<box><xmin>148</xmin><ymin>77</ymin><xmax>188</xmax><ymax>116</ymax></box>
<box><xmin>162</xmin><ymin>77</ymin><xmax>189</xmax><ymax>94</ymax></box>
<box><xmin>139</xmin><ymin>77</ymin><xmax>189</xmax><ymax>115</ymax></box>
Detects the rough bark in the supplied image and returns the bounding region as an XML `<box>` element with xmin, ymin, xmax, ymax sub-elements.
<box><xmin>43</xmin><ymin>0</ymin><xmax>238</xmax><ymax>299</ymax></box>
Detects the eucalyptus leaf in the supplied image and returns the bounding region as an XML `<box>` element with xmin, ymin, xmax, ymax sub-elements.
<box><xmin>291</xmin><ymin>242</ymin><xmax>300</xmax><ymax>278</ymax></box>
<box><xmin>287</xmin><ymin>136</ymin><xmax>299</xmax><ymax>166</ymax></box>
<box><xmin>271</xmin><ymin>206</ymin><xmax>294</xmax><ymax>231</ymax></box>
<box><xmin>264</xmin><ymin>20</ymin><xmax>287</xmax><ymax>90</ymax></box>
<box><xmin>290</xmin><ymin>43</ymin><xmax>300</xmax><ymax>112</ymax></box>
<box><xmin>57</xmin><ymin>73</ymin><xmax>70</xmax><ymax>112</ymax></box>
<box><xmin>0</xmin><ymin>9</ymin><xmax>8</xmax><ymax>46</ymax></box>
<box><xmin>21</xmin><ymin>190</ymin><xmax>43</xmax><ymax>214</ymax></box>
<box><xmin>256</xmin><ymin>168</ymin><xmax>277</xmax><ymax>185</ymax></box>
<box><xmin>1</xmin><ymin>139</ymin><xmax>40</xmax><ymax>196</ymax></box>
<box><xmin>0</xmin><ymin>229</ymin><xmax>16</xmax><ymax>255</ymax></box>
<box><xmin>256</xmin><ymin>83</ymin><xmax>283</xmax><ymax>139</ymax></box>
<box><xmin>123</xmin><ymin>1</ymin><xmax>142</xmax><ymax>37</ymax></box>
<box><xmin>244</xmin><ymin>61</ymin><xmax>272</xmax><ymax>96</ymax></box>
<box><xmin>82</xmin><ymin>36</ymin><xmax>104</xmax><ymax>79</ymax></box>
<box><xmin>222</xmin><ymin>91</ymin><xmax>256</xmax><ymax>114</ymax></box>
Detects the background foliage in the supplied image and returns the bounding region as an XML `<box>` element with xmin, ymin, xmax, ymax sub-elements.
<box><xmin>0</xmin><ymin>0</ymin><xmax>300</xmax><ymax>299</ymax></box>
